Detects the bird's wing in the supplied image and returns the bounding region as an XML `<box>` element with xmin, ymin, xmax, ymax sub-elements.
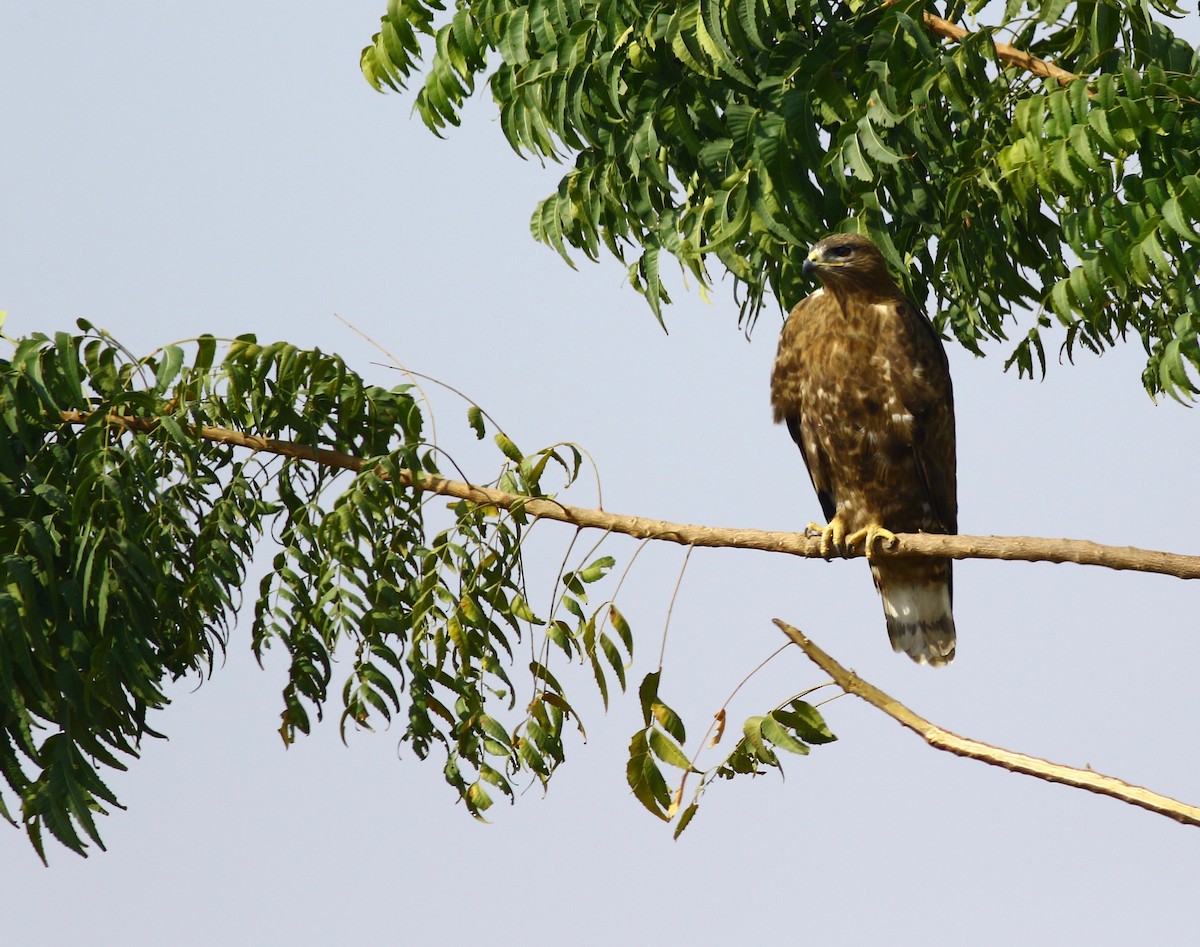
<box><xmin>891</xmin><ymin>298</ymin><xmax>957</xmax><ymax>535</ymax></box>
<box><xmin>771</xmin><ymin>293</ymin><xmax>837</xmax><ymax>524</ymax></box>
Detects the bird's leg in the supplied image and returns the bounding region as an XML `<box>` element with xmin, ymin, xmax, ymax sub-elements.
<box><xmin>805</xmin><ymin>515</ymin><xmax>849</xmax><ymax>559</ymax></box>
<box><xmin>845</xmin><ymin>523</ymin><xmax>899</xmax><ymax>559</ymax></box>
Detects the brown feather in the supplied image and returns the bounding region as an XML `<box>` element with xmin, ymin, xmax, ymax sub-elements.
<box><xmin>770</xmin><ymin>234</ymin><xmax>957</xmax><ymax>666</ymax></box>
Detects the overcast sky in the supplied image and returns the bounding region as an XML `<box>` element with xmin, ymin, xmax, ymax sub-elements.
<box><xmin>3</xmin><ymin>4</ymin><xmax>1200</xmax><ymax>945</ymax></box>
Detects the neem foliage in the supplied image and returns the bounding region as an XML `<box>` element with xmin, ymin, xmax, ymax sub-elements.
<box><xmin>0</xmin><ymin>326</ymin><xmax>546</xmax><ymax>859</ymax></box>
<box><xmin>0</xmin><ymin>326</ymin><xmax>829</xmax><ymax>859</ymax></box>
<box><xmin>363</xmin><ymin>0</ymin><xmax>1200</xmax><ymax>398</ymax></box>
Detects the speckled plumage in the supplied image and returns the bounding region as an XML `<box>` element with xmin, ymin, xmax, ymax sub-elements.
<box><xmin>770</xmin><ymin>233</ymin><xmax>957</xmax><ymax>666</ymax></box>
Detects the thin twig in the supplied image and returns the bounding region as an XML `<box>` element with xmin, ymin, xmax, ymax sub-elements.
<box><xmin>59</xmin><ymin>412</ymin><xmax>1200</xmax><ymax>581</ymax></box>
<box><xmin>657</xmin><ymin>545</ymin><xmax>694</xmax><ymax>670</ymax></box>
<box><xmin>333</xmin><ymin>314</ymin><xmax>445</xmax><ymax>449</ymax></box>
<box><xmin>774</xmin><ymin>619</ymin><xmax>1200</xmax><ymax>828</ymax></box>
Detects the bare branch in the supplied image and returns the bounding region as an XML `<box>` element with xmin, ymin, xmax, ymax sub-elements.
<box><xmin>61</xmin><ymin>411</ymin><xmax>1200</xmax><ymax>581</ymax></box>
<box><xmin>774</xmin><ymin>619</ymin><xmax>1200</xmax><ymax>828</ymax></box>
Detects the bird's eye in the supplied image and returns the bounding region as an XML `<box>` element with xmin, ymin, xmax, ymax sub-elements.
<box><xmin>830</xmin><ymin>245</ymin><xmax>854</xmax><ymax>259</ymax></box>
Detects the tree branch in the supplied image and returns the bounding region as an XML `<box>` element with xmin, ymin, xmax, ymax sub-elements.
<box><xmin>919</xmin><ymin>11</ymin><xmax>1079</xmax><ymax>86</ymax></box>
<box><xmin>774</xmin><ymin>619</ymin><xmax>1200</xmax><ymax>828</ymax></box>
<box><xmin>880</xmin><ymin>0</ymin><xmax>1080</xmax><ymax>87</ymax></box>
<box><xmin>62</xmin><ymin>411</ymin><xmax>1200</xmax><ymax>581</ymax></box>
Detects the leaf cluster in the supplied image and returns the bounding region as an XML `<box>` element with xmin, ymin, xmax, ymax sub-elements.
<box><xmin>1</xmin><ymin>327</ymin><xmax>287</xmax><ymax>859</ymax></box>
<box><xmin>363</xmin><ymin>0</ymin><xmax>1200</xmax><ymax>396</ymax></box>
<box><xmin>0</xmin><ymin>324</ymin><xmax>861</xmax><ymax>859</ymax></box>
<box><xmin>626</xmin><ymin>670</ymin><xmax>837</xmax><ymax>836</ymax></box>
<box><xmin>0</xmin><ymin>325</ymin><xmax>634</xmax><ymax>857</ymax></box>
<box><xmin>999</xmin><ymin>60</ymin><xmax>1200</xmax><ymax>400</ymax></box>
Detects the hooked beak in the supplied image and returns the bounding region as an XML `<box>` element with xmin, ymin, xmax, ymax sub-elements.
<box><xmin>802</xmin><ymin>253</ymin><xmax>822</xmax><ymax>280</ymax></box>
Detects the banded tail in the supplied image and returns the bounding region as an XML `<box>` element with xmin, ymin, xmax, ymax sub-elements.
<box><xmin>872</xmin><ymin>564</ymin><xmax>956</xmax><ymax>667</ymax></box>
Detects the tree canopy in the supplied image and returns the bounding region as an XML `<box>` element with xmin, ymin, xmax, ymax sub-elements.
<box><xmin>361</xmin><ymin>0</ymin><xmax>1200</xmax><ymax>398</ymax></box>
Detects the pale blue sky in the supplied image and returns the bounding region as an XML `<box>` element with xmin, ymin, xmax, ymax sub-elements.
<box><xmin>3</xmin><ymin>4</ymin><xmax>1200</xmax><ymax>945</ymax></box>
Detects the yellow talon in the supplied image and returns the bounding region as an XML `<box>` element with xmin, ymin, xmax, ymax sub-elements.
<box><xmin>806</xmin><ymin>516</ymin><xmax>848</xmax><ymax>559</ymax></box>
<box><xmin>845</xmin><ymin>524</ymin><xmax>899</xmax><ymax>559</ymax></box>
<box><xmin>805</xmin><ymin>520</ymin><xmax>898</xmax><ymax>559</ymax></box>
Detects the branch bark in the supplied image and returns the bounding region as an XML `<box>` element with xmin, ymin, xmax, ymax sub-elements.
<box><xmin>62</xmin><ymin>411</ymin><xmax>1200</xmax><ymax>581</ymax></box>
<box><xmin>919</xmin><ymin>11</ymin><xmax>1079</xmax><ymax>86</ymax></box>
<box><xmin>774</xmin><ymin>619</ymin><xmax>1200</xmax><ymax>828</ymax></box>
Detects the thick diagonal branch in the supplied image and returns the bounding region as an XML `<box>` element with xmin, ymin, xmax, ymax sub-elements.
<box><xmin>774</xmin><ymin>619</ymin><xmax>1200</xmax><ymax>828</ymax></box>
<box><xmin>881</xmin><ymin>0</ymin><xmax>1079</xmax><ymax>86</ymax></box>
<box><xmin>61</xmin><ymin>411</ymin><xmax>1200</xmax><ymax>581</ymax></box>
<box><xmin>920</xmin><ymin>11</ymin><xmax>1078</xmax><ymax>85</ymax></box>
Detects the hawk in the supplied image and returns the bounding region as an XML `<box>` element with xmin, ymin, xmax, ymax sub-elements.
<box><xmin>770</xmin><ymin>233</ymin><xmax>957</xmax><ymax>666</ymax></box>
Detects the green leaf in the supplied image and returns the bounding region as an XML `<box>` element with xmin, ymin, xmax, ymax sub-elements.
<box><xmin>741</xmin><ymin>716</ymin><xmax>777</xmax><ymax>764</ymax></box>
<box><xmin>672</xmin><ymin>800</ymin><xmax>700</xmax><ymax>838</ymax></box>
<box><xmin>760</xmin><ymin>713</ymin><xmax>810</xmax><ymax>755</ymax></box>
<box><xmin>152</xmin><ymin>344</ymin><xmax>185</xmax><ymax>395</ymax></box>
<box><xmin>607</xmin><ymin>603</ymin><xmax>633</xmax><ymax>654</ymax></box>
<box><xmin>600</xmin><ymin>632</ymin><xmax>627</xmax><ymax>690</ymax></box>
<box><xmin>648</xmin><ymin>728</ymin><xmax>696</xmax><ymax>771</ymax></box>
<box><xmin>840</xmin><ymin>133</ymin><xmax>874</xmax><ymax>182</ymax></box>
<box><xmin>637</xmin><ymin>670</ymin><xmax>661</xmax><ymax>727</ymax></box>
<box><xmin>857</xmin><ymin>118</ymin><xmax>903</xmax><ymax>166</ymax></box>
<box><xmin>466</xmin><ymin>781</ymin><xmax>494</xmax><ymax>813</ymax></box>
<box><xmin>495</xmin><ymin>432</ymin><xmax>523</xmax><ymax>463</ymax></box>
<box><xmin>467</xmin><ymin>404</ymin><xmax>486</xmax><ymax>438</ymax></box>
<box><xmin>626</xmin><ymin>730</ymin><xmax>672</xmax><ymax>820</ymax></box>
<box><xmin>575</xmin><ymin>555</ymin><xmax>614</xmax><ymax>583</ymax></box>
<box><xmin>652</xmin><ymin>700</ymin><xmax>686</xmax><ymax>745</ymax></box>
<box><xmin>1162</xmin><ymin>196</ymin><xmax>1200</xmax><ymax>244</ymax></box>
<box><xmin>775</xmin><ymin>700</ymin><xmax>837</xmax><ymax>744</ymax></box>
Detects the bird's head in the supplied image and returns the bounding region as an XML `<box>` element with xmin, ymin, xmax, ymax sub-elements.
<box><xmin>801</xmin><ymin>233</ymin><xmax>897</xmax><ymax>296</ymax></box>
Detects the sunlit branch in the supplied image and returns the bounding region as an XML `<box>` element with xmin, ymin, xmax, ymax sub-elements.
<box><xmin>919</xmin><ymin>10</ymin><xmax>1079</xmax><ymax>86</ymax></box>
<box><xmin>774</xmin><ymin>619</ymin><xmax>1200</xmax><ymax>828</ymax></box>
<box><xmin>880</xmin><ymin>0</ymin><xmax>1080</xmax><ymax>87</ymax></box>
<box><xmin>62</xmin><ymin>411</ymin><xmax>1200</xmax><ymax>581</ymax></box>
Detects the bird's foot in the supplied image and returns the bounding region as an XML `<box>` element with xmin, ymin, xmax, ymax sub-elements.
<box><xmin>805</xmin><ymin>516</ymin><xmax>849</xmax><ymax>559</ymax></box>
<box><xmin>845</xmin><ymin>524</ymin><xmax>899</xmax><ymax>560</ymax></box>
